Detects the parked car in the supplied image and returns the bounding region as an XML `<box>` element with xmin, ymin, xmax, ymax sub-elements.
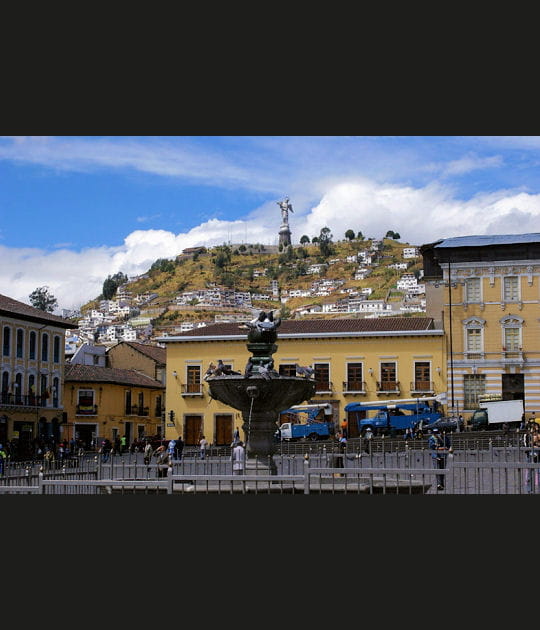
<box><xmin>427</xmin><ymin>416</ymin><xmax>464</xmax><ymax>432</ymax></box>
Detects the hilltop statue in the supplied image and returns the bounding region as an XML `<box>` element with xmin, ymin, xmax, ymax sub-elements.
<box><xmin>277</xmin><ymin>197</ymin><xmax>293</xmax><ymax>225</ymax></box>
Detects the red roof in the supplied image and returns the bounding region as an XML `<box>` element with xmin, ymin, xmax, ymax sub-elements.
<box><xmin>162</xmin><ymin>317</ymin><xmax>437</xmax><ymax>339</ymax></box>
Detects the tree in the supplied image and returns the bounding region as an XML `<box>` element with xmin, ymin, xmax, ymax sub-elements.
<box><xmin>29</xmin><ymin>286</ymin><xmax>58</xmax><ymax>312</ymax></box>
<box><xmin>318</xmin><ymin>227</ymin><xmax>334</xmax><ymax>258</ymax></box>
<box><xmin>300</xmin><ymin>235</ymin><xmax>310</xmax><ymax>245</ymax></box>
<box><xmin>102</xmin><ymin>271</ymin><xmax>128</xmax><ymax>300</ymax></box>
<box><xmin>385</xmin><ymin>230</ymin><xmax>401</xmax><ymax>240</ymax></box>
<box><xmin>357</xmin><ymin>231</ymin><xmax>364</xmax><ymax>240</ymax></box>
<box><xmin>345</xmin><ymin>229</ymin><xmax>356</xmax><ymax>241</ymax></box>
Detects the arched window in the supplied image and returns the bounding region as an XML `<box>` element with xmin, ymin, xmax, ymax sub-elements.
<box><xmin>16</xmin><ymin>329</ymin><xmax>24</xmax><ymax>358</ymax></box>
<box><xmin>2</xmin><ymin>326</ymin><xmax>10</xmax><ymax>357</ymax></box>
<box><xmin>1</xmin><ymin>371</ymin><xmax>9</xmax><ymax>402</ymax></box>
<box><xmin>463</xmin><ymin>316</ymin><xmax>486</xmax><ymax>355</ymax></box>
<box><xmin>53</xmin><ymin>336</ymin><xmax>60</xmax><ymax>363</ymax></box>
<box><xmin>28</xmin><ymin>374</ymin><xmax>36</xmax><ymax>403</ymax></box>
<box><xmin>41</xmin><ymin>333</ymin><xmax>49</xmax><ymax>362</ymax></box>
<box><xmin>52</xmin><ymin>376</ymin><xmax>59</xmax><ymax>407</ymax></box>
<box><xmin>500</xmin><ymin>314</ymin><xmax>524</xmax><ymax>351</ymax></box>
<box><xmin>29</xmin><ymin>331</ymin><xmax>36</xmax><ymax>360</ymax></box>
<box><xmin>15</xmin><ymin>373</ymin><xmax>22</xmax><ymax>402</ymax></box>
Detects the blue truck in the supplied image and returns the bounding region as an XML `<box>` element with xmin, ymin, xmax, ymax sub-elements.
<box><xmin>276</xmin><ymin>403</ymin><xmax>334</xmax><ymax>441</ymax></box>
<box><xmin>345</xmin><ymin>397</ymin><xmax>443</xmax><ymax>436</ymax></box>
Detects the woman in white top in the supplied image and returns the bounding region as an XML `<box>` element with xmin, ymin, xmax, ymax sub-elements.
<box><xmin>231</xmin><ymin>440</ymin><xmax>246</xmax><ymax>475</ymax></box>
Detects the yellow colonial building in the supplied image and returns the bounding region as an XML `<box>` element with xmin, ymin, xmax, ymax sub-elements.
<box><xmin>160</xmin><ymin>317</ymin><xmax>446</xmax><ymax>445</ymax></box>
<box><xmin>1</xmin><ymin>293</ymin><xmax>77</xmax><ymax>457</ymax></box>
<box><xmin>421</xmin><ymin>233</ymin><xmax>540</xmax><ymax>421</ymax></box>
<box><xmin>63</xmin><ymin>364</ymin><xmax>165</xmax><ymax>448</ymax></box>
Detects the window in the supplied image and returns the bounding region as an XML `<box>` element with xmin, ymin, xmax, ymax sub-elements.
<box><xmin>380</xmin><ymin>362</ymin><xmax>397</xmax><ymax>390</ymax></box>
<box><xmin>314</xmin><ymin>363</ymin><xmax>330</xmax><ymax>391</ymax></box>
<box><xmin>279</xmin><ymin>364</ymin><xmax>296</xmax><ymax>377</ymax></box>
<box><xmin>14</xmin><ymin>373</ymin><xmax>22</xmax><ymax>402</ymax></box>
<box><xmin>28</xmin><ymin>374</ymin><xmax>36</xmax><ymax>402</ymax></box>
<box><xmin>52</xmin><ymin>377</ymin><xmax>59</xmax><ymax>407</ymax></box>
<box><xmin>464</xmin><ymin>374</ymin><xmax>486</xmax><ymax>408</ymax></box>
<box><xmin>346</xmin><ymin>363</ymin><xmax>363</xmax><ymax>390</ymax></box>
<box><xmin>2</xmin><ymin>326</ymin><xmax>10</xmax><ymax>357</ymax></box>
<box><xmin>466</xmin><ymin>328</ymin><xmax>482</xmax><ymax>352</ymax></box>
<box><xmin>78</xmin><ymin>389</ymin><xmax>95</xmax><ymax>414</ymax></box>
<box><xmin>41</xmin><ymin>333</ymin><xmax>49</xmax><ymax>362</ymax></box>
<box><xmin>414</xmin><ymin>362</ymin><xmax>431</xmax><ymax>391</ymax></box>
<box><xmin>125</xmin><ymin>390</ymin><xmax>132</xmax><ymax>415</ymax></box>
<box><xmin>504</xmin><ymin>327</ymin><xmax>520</xmax><ymax>351</ymax></box>
<box><xmin>29</xmin><ymin>331</ymin><xmax>36</xmax><ymax>360</ymax></box>
<box><xmin>53</xmin><ymin>336</ymin><xmax>60</xmax><ymax>363</ymax></box>
<box><xmin>465</xmin><ymin>278</ymin><xmax>481</xmax><ymax>303</ymax></box>
<box><xmin>155</xmin><ymin>394</ymin><xmax>162</xmax><ymax>417</ymax></box>
<box><xmin>186</xmin><ymin>365</ymin><xmax>201</xmax><ymax>393</ymax></box>
<box><xmin>503</xmin><ymin>276</ymin><xmax>519</xmax><ymax>302</ymax></box>
<box><xmin>16</xmin><ymin>329</ymin><xmax>24</xmax><ymax>358</ymax></box>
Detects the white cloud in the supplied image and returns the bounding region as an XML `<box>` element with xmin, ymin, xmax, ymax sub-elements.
<box><xmin>2</xmin><ymin>179</ymin><xmax>540</xmax><ymax>313</ymax></box>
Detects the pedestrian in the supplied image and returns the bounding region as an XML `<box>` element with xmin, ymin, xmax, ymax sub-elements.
<box><xmin>232</xmin><ymin>426</ymin><xmax>240</xmax><ymax>446</ymax></box>
<box><xmin>0</xmin><ymin>443</ymin><xmax>6</xmax><ymax>476</ymax></box>
<box><xmin>231</xmin><ymin>440</ymin><xmax>246</xmax><ymax>475</ymax></box>
<box><xmin>101</xmin><ymin>438</ymin><xmax>112</xmax><ymax>463</ymax></box>
<box><xmin>167</xmin><ymin>438</ymin><xmax>176</xmax><ymax>461</ymax></box>
<box><xmin>143</xmin><ymin>440</ymin><xmax>153</xmax><ymax>468</ymax></box>
<box><xmin>120</xmin><ymin>435</ymin><xmax>127</xmax><ymax>453</ymax></box>
<box><xmin>199</xmin><ymin>435</ymin><xmax>208</xmax><ymax>460</ymax></box>
<box><xmin>175</xmin><ymin>436</ymin><xmax>184</xmax><ymax>461</ymax></box>
<box><xmin>113</xmin><ymin>436</ymin><xmax>122</xmax><ymax>456</ymax></box>
<box><xmin>334</xmin><ymin>432</ymin><xmax>347</xmax><ymax>476</ymax></box>
<box><xmin>340</xmin><ymin>418</ymin><xmax>348</xmax><ymax>439</ymax></box>
<box><xmin>404</xmin><ymin>427</ymin><xmax>412</xmax><ymax>440</ymax></box>
<box><xmin>523</xmin><ymin>423</ymin><xmax>540</xmax><ymax>493</ymax></box>
<box><xmin>363</xmin><ymin>427</ymin><xmax>373</xmax><ymax>454</ymax></box>
<box><xmin>416</xmin><ymin>418</ymin><xmax>424</xmax><ymax>439</ymax></box>
<box><xmin>428</xmin><ymin>428</ymin><xmax>451</xmax><ymax>491</ymax></box>
<box><xmin>154</xmin><ymin>444</ymin><xmax>170</xmax><ymax>478</ymax></box>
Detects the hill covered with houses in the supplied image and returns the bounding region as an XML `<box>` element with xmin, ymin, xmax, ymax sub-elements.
<box><xmin>67</xmin><ymin>235</ymin><xmax>425</xmax><ymax>350</ymax></box>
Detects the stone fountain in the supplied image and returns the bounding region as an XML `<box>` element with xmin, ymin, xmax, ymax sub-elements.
<box><xmin>206</xmin><ymin>311</ymin><xmax>316</xmax><ymax>473</ymax></box>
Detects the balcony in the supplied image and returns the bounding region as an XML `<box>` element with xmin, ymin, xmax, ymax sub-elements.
<box><xmin>181</xmin><ymin>383</ymin><xmax>203</xmax><ymax>396</ymax></box>
<box><xmin>76</xmin><ymin>404</ymin><xmax>98</xmax><ymax>416</ymax></box>
<box><xmin>342</xmin><ymin>380</ymin><xmax>367</xmax><ymax>394</ymax></box>
<box><xmin>410</xmin><ymin>380</ymin><xmax>434</xmax><ymax>394</ymax></box>
<box><xmin>0</xmin><ymin>392</ymin><xmax>48</xmax><ymax>408</ymax></box>
<box><xmin>376</xmin><ymin>381</ymin><xmax>400</xmax><ymax>394</ymax></box>
<box><xmin>126</xmin><ymin>405</ymin><xmax>150</xmax><ymax>416</ymax></box>
<box><xmin>501</xmin><ymin>348</ymin><xmax>524</xmax><ymax>364</ymax></box>
<box><xmin>315</xmin><ymin>381</ymin><xmax>333</xmax><ymax>394</ymax></box>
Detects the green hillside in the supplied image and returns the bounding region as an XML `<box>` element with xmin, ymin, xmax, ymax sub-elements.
<box><xmin>81</xmin><ymin>236</ymin><xmax>423</xmax><ymax>327</ymax></box>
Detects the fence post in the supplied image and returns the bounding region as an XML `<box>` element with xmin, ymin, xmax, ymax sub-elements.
<box><xmin>167</xmin><ymin>464</ymin><xmax>173</xmax><ymax>494</ymax></box>
<box><xmin>38</xmin><ymin>467</ymin><xmax>44</xmax><ymax>494</ymax></box>
<box><xmin>303</xmin><ymin>457</ymin><xmax>310</xmax><ymax>494</ymax></box>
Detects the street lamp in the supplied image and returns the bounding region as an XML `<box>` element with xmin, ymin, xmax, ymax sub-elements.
<box><xmin>435</xmin><ymin>260</ymin><xmax>463</xmax><ymax>432</ymax></box>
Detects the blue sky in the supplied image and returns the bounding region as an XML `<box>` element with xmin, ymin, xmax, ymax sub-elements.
<box><xmin>1</xmin><ymin>135</ymin><xmax>540</xmax><ymax>311</ymax></box>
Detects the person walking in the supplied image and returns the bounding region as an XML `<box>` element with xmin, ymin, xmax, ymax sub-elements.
<box><xmin>199</xmin><ymin>435</ymin><xmax>208</xmax><ymax>460</ymax></box>
<box><xmin>167</xmin><ymin>438</ymin><xmax>176</xmax><ymax>461</ymax></box>
<box><xmin>101</xmin><ymin>438</ymin><xmax>112</xmax><ymax>463</ymax></box>
<box><xmin>428</xmin><ymin>428</ymin><xmax>451</xmax><ymax>491</ymax></box>
<box><xmin>363</xmin><ymin>427</ymin><xmax>373</xmax><ymax>454</ymax></box>
<box><xmin>0</xmin><ymin>444</ymin><xmax>7</xmax><ymax>476</ymax></box>
<box><xmin>120</xmin><ymin>435</ymin><xmax>127</xmax><ymax>454</ymax></box>
<box><xmin>523</xmin><ymin>423</ymin><xmax>540</xmax><ymax>493</ymax></box>
<box><xmin>340</xmin><ymin>418</ymin><xmax>348</xmax><ymax>439</ymax></box>
<box><xmin>232</xmin><ymin>426</ymin><xmax>240</xmax><ymax>446</ymax></box>
<box><xmin>231</xmin><ymin>440</ymin><xmax>246</xmax><ymax>475</ymax></box>
<box><xmin>143</xmin><ymin>440</ymin><xmax>153</xmax><ymax>469</ymax></box>
<box><xmin>175</xmin><ymin>436</ymin><xmax>184</xmax><ymax>461</ymax></box>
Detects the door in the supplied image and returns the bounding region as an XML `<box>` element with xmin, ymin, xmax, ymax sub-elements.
<box><xmin>502</xmin><ymin>374</ymin><xmax>524</xmax><ymax>402</ymax></box>
<box><xmin>215</xmin><ymin>414</ymin><xmax>233</xmax><ymax>445</ymax></box>
<box><xmin>185</xmin><ymin>415</ymin><xmax>203</xmax><ymax>445</ymax></box>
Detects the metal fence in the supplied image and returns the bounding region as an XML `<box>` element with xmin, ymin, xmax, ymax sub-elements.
<box><xmin>0</xmin><ymin>444</ymin><xmax>538</xmax><ymax>494</ymax></box>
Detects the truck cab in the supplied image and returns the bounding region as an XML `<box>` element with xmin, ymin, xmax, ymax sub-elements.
<box><xmin>276</xmin><ymin>403</ymin><xmax>334</xmax><ymax>441</ymax></box>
